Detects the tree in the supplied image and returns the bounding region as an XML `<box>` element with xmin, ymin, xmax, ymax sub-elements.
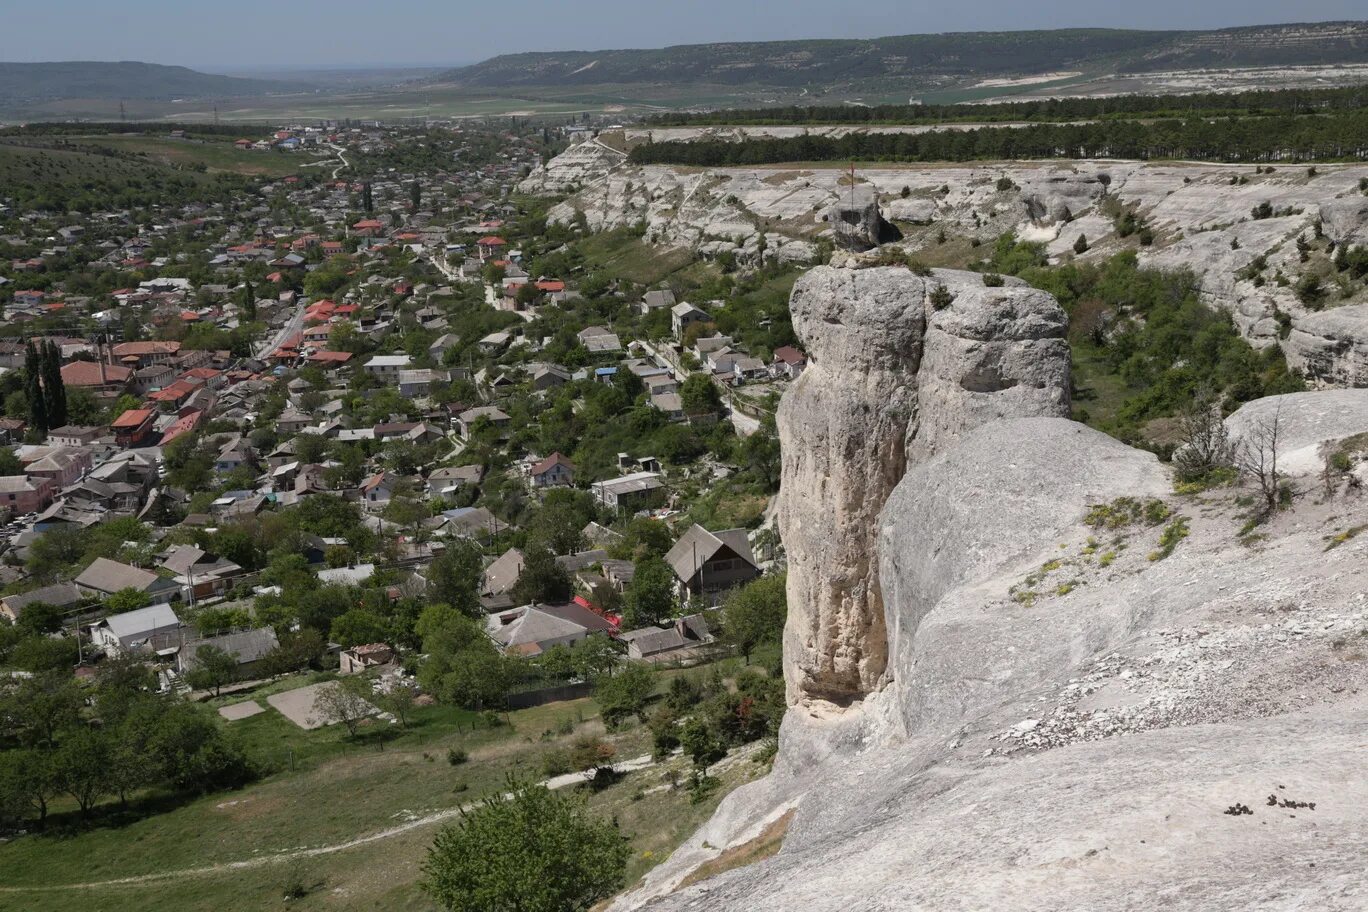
<box><xmin>594</xmin><ymin>661</ymin><xmax>657</xmax><ymax>730</ymax></box>
<box><xmin>42</xmin><ymin>340</ymin><xmax>67</xmax><ymax>429</ymax></box>
<box><xmin>330</xmin><ymin>608</ymin><xmax>390</xmax><ymax>648</ymax></box>
<box><xmin>679</xmin><ymin>374</ymin><xmax>721</xmax><ymax>416</ymax></box>
<box><xmin>23</xmin><ymin>341</ymin><xmax>47</xmax><ymax>434</ymax></box>
<box><xmin>0</xmin><ymin>748</ymin><xmax>57</xmax><ymax>829</ymax></box>
<box><xmin>409</xmin><ymin>181</ymin><xmax>422</xmax><ymax>211</ymax></box>
<box><xmin>511</xmin><ymin>545</ymin><xmax>572</xmax><ymax>605</ymax></box>
<box><xmin>679</xmin><ymin>716</ymin><xmax>727</xmax><ymax>773</ymax></box>
<box><xmin>240</xmin><ymin>279</ymin><xmax>256</xmax><ymax>322</ymax></box>
<box><xmin>622</xmin><ymin>557</ymin><xmax>676</xmax><ymax>628</ymax></box>
<box><xmin>183</xmin><ymin>645</ymin><xmax>240</xmax><ymax>697</ymax></box>
<box><xmin>721</xmin><ymin>574</ymin><xmax>787</xmax><ymax>663</ymax></box>
<box><xmin>422</xmin><ymin>779</ymin><xmax>629</xmax><ymax>912</ymax></box>
<box><xmin>50</xmin><ymin>725</ymin><xmax>113</xmax><ymax>818</ymax></box>
<box><xmin>376</xmin><ymin>680</ymin><xmax>418</xmax><ymax>729</ymax></box>
<box><xmin>310</xmin><ymin>677</ymin><xmax>373</xmax><ymax>739</ymax></box>
<box><xmin>1173</xmin><ymin>387</ymin><xmax>1235</xmax><ymax>484</ymax></box>
<box><xmin>1073</xmin><ymin>233</ymin><xmax>1089</xmax><ymax>254</ymax></box>
<box><xmin>362</xmin><ymin>181</ymin><xmax>374</xmax><ymax>213</ymax></box>
<box><xmin>611</xmin><ymin>517</ymin><xmax>673</xmax><ymax>561</ymax></box>
<box><xmin>0</xmin><ymin>670</ymin><xmax>85</xmax><ymax>748</ymax></box>
<box><xmin>427</xmin><ymin>539</ymin><xmax>484</xmax><ymax>616</ymax></box>
<box><xmin>103</xmin><ymin>587</ymin><xmax>152</xmax><ymax>615</ymax></box>
<box><xmin>1236</xmin><ymin>404</ymin><xmax>1285</xmax><ymax>519</ymax></box>
<box><xmin>567</xmin><ymin>734</ymin><xmax>617</xmax><ymax>785</ymax></box>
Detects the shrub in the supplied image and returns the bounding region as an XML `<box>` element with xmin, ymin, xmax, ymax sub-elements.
<box><xmin>447</xmin><ymin>748</ymin><xmax>468</xmax><ymax>766</ymax></box>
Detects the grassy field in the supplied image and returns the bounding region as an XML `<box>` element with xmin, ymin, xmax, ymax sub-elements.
<box><xmin>62</xmin><ymin>135</ymin><xmax>325</xmax><ymax>177</ymax></box>
<box><xmin>0</xmin><ymin>662</ymin><xmax>768</xmax><ymax>912</ymax></box>
<box><xmin>577</xmin><ymin>228</ymin><xmax>700</xmax><ymax>286</ymax></box>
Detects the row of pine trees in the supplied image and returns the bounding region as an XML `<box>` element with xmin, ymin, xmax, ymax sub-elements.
<box><xmin>23</xmin><ymin>340</ymin><xmax>68</xmax><ymax>436</ymax></box>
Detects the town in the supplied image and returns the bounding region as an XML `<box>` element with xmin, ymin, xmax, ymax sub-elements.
<box><xmin>0</xmin><ymin>115</ymin><xmax>798</xmax><ymax>911</ymax></box>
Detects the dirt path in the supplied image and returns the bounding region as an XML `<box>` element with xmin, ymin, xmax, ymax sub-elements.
<box><xmin>0</xmin><ymin>754</ymin><xmax>656</xmax><ymax>893</ymax></box>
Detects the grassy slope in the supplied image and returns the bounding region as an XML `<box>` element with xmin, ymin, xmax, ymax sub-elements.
<box><xmin>0</xmin><ymin>662</ymin><xmax>767</xmax><ymax>911</ymax></box>
<box><xmin>62</xmin><ymin>135</ymin><xmax>317</xmax><ymax>177</ymax></box>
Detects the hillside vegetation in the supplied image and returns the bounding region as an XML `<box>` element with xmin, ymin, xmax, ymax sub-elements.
<box><xmin>439</xmin><ymin>22</ymin><xmax>1368</xmax><ymax>90</ymax></box>
<box><xmin>0</xmin><ymin>62</ymin><xmax>302</xmax><ymax>104</ymax></box>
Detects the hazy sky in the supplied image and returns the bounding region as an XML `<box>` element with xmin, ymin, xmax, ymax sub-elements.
<box><xmin>2</xmin><ymin>1</ymin><xmax>1364</xmax><ymax>70</ymax></box>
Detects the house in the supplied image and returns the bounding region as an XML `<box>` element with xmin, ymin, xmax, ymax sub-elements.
<box><xmin>650</xmin><ymin>392</ymin><xmax>686</xmax><ymax>422</ymax></box>
<box><xmin>317</xmin><ymin>563</ymin><xmax>376</xmax><ymax>586</ymax></box>
<box><xmin>360</xmin><ymin>472</ymin><xmax>400</xmax><ymax>508</ymax></box>
<box><xmin>364</xmin><ymin>354</ymin><xmax>411</xmax><ymax>379</ymax></box>
<box><xmin>0</xmin><ymin>582</ymin><xmax>86</xmax><ymax>623</ymax></box>
<box><xmin>664</xmin><ymin>525</ymin><xmax>761</xmax><ymax>605</ymax></box>
<box><xmin>591</xmin><ymin>471</ymin><xmax>665</xmax><ymax>511</ymax></box>
<box><xmin>619</xmin><ymin>614</ymin><xmax>715</xmax><ymax>661</ymax></box>
<box><xmin>111</xmin><ymin>340</ymin><xmax>181</xmax><ymax>369</ymax></box>
<box><xmin>478</xmin><ymin>331</ymin><xmax>511</xmax><ymax>354</ymax></box>
<box><xmin>482</xmin><ymin>548</ymin><xmax>525</xmax><ymax>597</ymax></box>
<box><xmin>398</xmin><ymin>368</ymin><xmax>446</xmax><ymax>397</ymax></box>
<box><xmin>458</xmin><ymin>406</ymin><xmax>510</xmax><ymax>440</ymax></box>
<box><xmin>76</xmin><ymin>557</ymin><xmax>182</xmax><ymax>604</ymax></box>
<box><xmin>340</xmin><ymin>642</ymin><xmax>395</xmax><ymax>674</ymax></box>
<box><xmin>427</xmin><ymin>464</ymin><xmax>484</xmax><ymax>496</ymax></box>
<box><xmin>428</xmin><ymin>333</ymin><xmax>459</xmax><ymax>363</ymax></box>
<box><xmin>0</xmin><ymin>475</ymin><xmax>55</xmax><ymax>514</ymax></box>
<box><xmin>48</xmin><ymin>425</ymin><xmax>104</xmax><ymax>447</ymax></box>
<box><xmin>215</xmin><ymin>436</ymin><xmax>255</xmax><ymax>474</ymax></box>
<box><xmin>177</xmin><ymin>627</ymin><xmax>279</xmax><ymax>677</ymax></box>
<box><xmin>60</xmin><ymin>360</ymin><xmax>132</xmax><ymax>396</ymax></box>
<box><xmin>111</xmin><ymin>408</ymin><xmax>157</xmax><ymax>448</ymax></box>
<box><xmin>771</xmin><ymin>345</ymin><xmax>807</xmax><ymax>379</ymax></box>
<box><xmin>578</xmin><ymin>326</ymin><xmax>622</xmax><ymax>354</ymax></box>
<box><xmin>485</xmin><ymin>601</ymin><xmax>613</xmax><ymax>657</ymax></box>
<box><xmin>23</xmin><ymin>447</ymin><xmax>91</xmax><ymax>488</ymax></box>
<box><xmin>159</xmin><ymin>545</ymin><xmax>248</xmax><ymax>601</ymax></box>
<box><xmin>476</xmin><ymin>235</ymin><xmax>508</xmax><ymax>261</ymax></box>
<box><xmin>528</xmin><ymin>452</ymin><xmax>574</xmax><ymax>488</ymax></box>
<box><xmin>641</xmin><ymin>289</ymin><xmax>676</xmax><ymax>314</ymax></box>
<box><xmin>89</xmin><ymin>603</ymin><xmax>183</xmax><ymax>656</ymax></box>
<box><xmin>671</xmin><ymin>302</ymin><xmax>709</xmax><ymax>339</ymax></box>
<box><xmin>437</xmin><ymin>506</ymin><xmax>508</xmax><ymax>541</ymax></box>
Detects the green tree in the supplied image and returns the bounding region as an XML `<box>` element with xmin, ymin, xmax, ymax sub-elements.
<box><xmin>0</xmin><ymin>670</ymin><xmax>85</xmax><ymax>748</ymax></box>
<box><xmin>42</xmin><ymin>340</ymin><xmax>67</xmax><ymax>429</ymax></box>
<box><xmin>593</xmin><ymin>661</ymin><xmax>657</xmax><ymax>730</ymax></box>
<box><xmin>330</xmin><ymin>608</ymin><xmax>390</xmax><ymax>647</ymax></box>
<box><xmin>24</xmin><ymin>341</ymin><xmax>47</xmax><ymax>434</ymax></box>
<box><xmin>511</xmin><ymin>544</ymin><xmax>572</xmax><ymax>605</ymax></box>
<box><xmin>50</xmin><ymin>725</ymin><xmax>113</xmax><ymax>818</ymax></box>
<box><xmin>103</xmin><ymin>587</ymin><xmax>151</xmax><ymax>615</ymax></box>
<box><xmin>427</xmin><ymin>539</ymin><xmax>484</xmax><ymax>616</ymax></box>
<box><xmin>183</xmin><ymin>645</ymin><xmax>240</xmax><ymax>697</ymax></box>
<box><xmin>679</xmin><ymin>374</ymin><xmax>721</xmax><ymax>416</ymax></box>
<box><xmin>622</xmin><ymin>557</ymin><xmax>676</xmax><ymax>628</ymax></box>
<box><xmin>241</xmin><ymin>279</ymin><xmax>256</xmax><ymax>322</ymax></box>
<box><xmin>721</xmin><ymin>574</ymin><xmax>787</xmax><ymax>663</ymax></box>
<box><xmin>0</xmin><ymin>748</ymin><xmax>58</xmax><ymax>829</ymax></box>
<box><xmin>362</xmin><ymin>182</ymin><xmax>374</xmax><ymax>213</ymax></box>
<box><xmin>309</xmin><ymin>676</ymin><xmax>373</xmax><ymax>739</ymax></box>
<box><xmin>422</xmin><ymin>779</ymin><xmax>629</xmax><ymax>912</ymax></box>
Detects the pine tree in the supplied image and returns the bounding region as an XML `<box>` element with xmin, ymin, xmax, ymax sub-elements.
<box><xmin>409</xmin><ymin>181</ymin><xmax>421</xmax><ymax>211</ymax></box>
<box><xmin>42</xmin><ymin>340</ymin><xmax>67</xmax><ymax>429</ymax></box>
<box><xmin>241</xmin><ymin>280</ymin><xmax>257</xmax><ymax>322</ymax></box>
<box><xmin>362</xmin><ymin>182</ymin><xmax>373</xmax><ymax>213</ymax></box>
<box><xmin>24</xmin><ymin>341</ymin><xmax>47</xmax><ymax>434</ymax></box>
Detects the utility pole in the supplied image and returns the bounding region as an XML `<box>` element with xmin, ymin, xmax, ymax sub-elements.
<box><xmin>119</xmin><ymin>101</ymin><xmax>126</xmax><ymax>123</ymax></box>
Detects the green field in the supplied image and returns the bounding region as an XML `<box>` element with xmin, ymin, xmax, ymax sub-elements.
<box><xmin>0</xmin><ymin>663</ymin><xmax>768</xmax><ymax>912</ymax></box>
<box><xmin>62</xmin><ymin>134</ymin><xmax>326</xmax><ymax>177</ymax></box>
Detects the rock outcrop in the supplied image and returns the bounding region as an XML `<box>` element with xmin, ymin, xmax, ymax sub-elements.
<box><xmin>778</xmin><ymin>265</ymin><xmax>1070</xmax><ymax>705</ymax></box>
<box><xmin>617</xmin><ymin>269</ymin><xmax>1368</xmax><ymax>910</ymax></box>
<box><xmin>523</xmin><ymin>144</ymin><xmax>1368</xmax><ymax>386</ymax></box>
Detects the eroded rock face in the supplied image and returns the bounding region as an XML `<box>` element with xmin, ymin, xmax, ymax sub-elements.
<box><xmin>1283</xmin><ymin>304</ymin><xmax>1368</xmax><ymax>387</ymax></box>
<box><xmin>778</xmin><ymin>266</ymin><xmax>1069</xmax><ymax>705</ymax></box>
<box><xmin>778</xmin><ymin>267</ymin><xmax>925</xmax><ymax>704</ymax></box>
<box><xmin>629</xmin><ymin>393</ymin><xmax>1368</xmax><ymax>912</ymax></box>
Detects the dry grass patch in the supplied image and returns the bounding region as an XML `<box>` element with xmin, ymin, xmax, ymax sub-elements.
<box><xmin>676</xmin><ymin>809</ymin><xmax>795</xmax><ymax>891</ymax></box>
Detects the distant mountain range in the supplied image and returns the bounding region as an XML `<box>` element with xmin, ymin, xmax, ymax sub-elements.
<box><xmin>435</xmin><ymin>21</ymin><xmax>1368</xmax><ymax>90</ymax></box>
<box><xmin>0</xmin><ymin>61</ymin><xmax>306</xmax><ymax>104</ymax></box>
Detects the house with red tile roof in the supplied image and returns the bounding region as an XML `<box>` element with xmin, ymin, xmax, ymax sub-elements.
<box><xmin>61</xmin><ymin>360</ymin><xmax>132</xmax><ymax>396</ymax></box>
<box><xmin>111</xmin><ymin>408</ymin><xmax>156</xmax><ymax>447</ymax></box>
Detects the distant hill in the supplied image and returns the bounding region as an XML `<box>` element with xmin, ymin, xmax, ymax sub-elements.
<box><xmin>435</xmin><ymin>21</ymin><xmax>1368</xmax><ymax>90</ymax></box>
<box><xmin>0</xmin><ymin>61</ymin><xmax>305</xmax><ymax>104</ymax></box>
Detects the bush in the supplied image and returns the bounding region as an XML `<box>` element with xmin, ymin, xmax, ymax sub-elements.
<box><xmin>447</xmin><ymin>748</ymin><xmax>468</xmax><ymax>766</ymax></box>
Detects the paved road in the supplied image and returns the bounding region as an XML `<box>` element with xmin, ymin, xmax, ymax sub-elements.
<box><xmin>255</xmin><ymin>299</ymin><xmax>308</xmax><ymax>360</ymax></box>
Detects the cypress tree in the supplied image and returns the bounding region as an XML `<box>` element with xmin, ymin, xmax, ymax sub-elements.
<box><xmin>24</xmin><ymin>341</ymin><xmax>47</xmax><ymax>434</ymax></box>
<box><xmin>241</xmin><ymin>280</ymin><xmax>257</xmax><ymax>322</ymax></box>
<box><xmin>43</xmin><ymin>340</ymin><xmax>67</xmax><ymax>429</ymax></box>
<box><xmin>362</xmin><ymin>182</ymin><xmax>373</xmax><ymax>213</ymax></box>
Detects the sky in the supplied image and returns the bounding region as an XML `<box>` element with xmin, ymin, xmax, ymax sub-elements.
<box><xmin>1</xmin><ymin>1</ymin><xmax>1365</xmax><ymax>70</ymax></box>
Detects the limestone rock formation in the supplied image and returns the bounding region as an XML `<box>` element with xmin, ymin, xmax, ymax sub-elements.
<box><xmin>526</xmin><ymin>141</ymin><xmax>1368</xmax><ymax>386</ymax></box>
<box><xmin>822</xmin><ymin>185</ymin><xmax>898</xmax><ymax>250</ymax></box>
<box><xmin>777</xmin><ymin>266</ymin><xmax>1070</xmax><ymax>705</ymax></box>
<box><xmin>615</xmin><ymin>262</ymin><xmax>1368</xmax><ymax>910</ymax></box>
<box><xmin>627</xmin><ymin>393</ymin><xmax>1368</xmax><ymax>912</ymax></box>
